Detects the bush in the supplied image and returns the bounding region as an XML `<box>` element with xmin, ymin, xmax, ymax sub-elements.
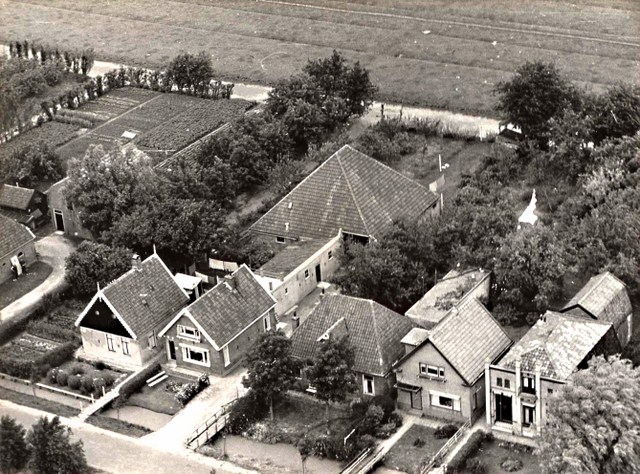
<box><xmin>70</xmin><ymin>364</ymin><xmax>85</xmax><ymax>376</ymax></box>
<box><xmin>47</xmin><ymin>368</ymin><xmax>58</xmax><ymax>384</ymax></box>
<box><xmin>175</xmin><ymin>382</ymin><xmax>199</xmax><ymax>406</ymax></box>
<box><xmin>56</xmin><ymin>370</ymin><xmax>69</xmax><ymax>386</ymax></box>
<box><xmin>374</xmin><ymin>422</ymin><xmax>397</xmax><ymax>439</ymax></box>
<box><xmin>413</xmin><ymin>437</ymin><xmax>425</xmax><ymax>448</ymax></box>
<box><xmin>94</xmin><ymin>361</ymin><xmax>106</xmax><ymax>371</ymax></box>
<box><xmin>371</xmin><ymin>395</ymin><xmax>395</xmax><ymax>417</ymax></box>
<box><xmin>26</xmin><ymin>320</ymin><xmax>77</xmax><ymax>343</ymax></box>
<box><xmin>359</xmin><ymin>404</ymin><xmax>384</xmax><ymax>436</ymax></box>
<box><xmin>501</xmin><ymin>457</ymin><xmax>524</xmax><ymax>472</ymax></box>
<box><xmin>387</xmin><ymin>412</ymin><xmax>403</xmax><ymax>428</ymax></box>
<box><xmin>102</xmin><ymin>373</ymin><xmax>115</xmax><ymax>387</ymax></box>
<box><xmin>93</xmin><ymin>377</ymin><xmax>107</xmax><ymax>397</ymax></box>
<box><xmin>447</xmin><ymin>431</ymin><xmax>486</xmax><ymax>472</ymax></box>
<box><xmin>227</xmin><ymin>390</ymin><xmax>268</xmax><ymax>434</ymax></box>
<box><xmin>34</xmin><ymin>343</ymin><xmax>77</xmax><ymax>374</ymax></box>
<box><xmin>435</xmin><ymin>424</ymin><xmax>459</xmax><ymax>439</ymax></box>
<box><xmin>0</xmin><ymin>357</ymin><xmax>34</xmax><ymax>379</ymax></box>
<box><xmin>67</xmin><ymin>375</ymin><xmax>82</xmax><ymax>390</ymax></box>
<box><xmin>118</xmin><ymin>363</ymin><xmax>161</xmax><ymax>401</ymax></box>
<box><xmin>80</xmin><ymin>375</ymin><xmax>94</xmax><ymax>394</ymax></box>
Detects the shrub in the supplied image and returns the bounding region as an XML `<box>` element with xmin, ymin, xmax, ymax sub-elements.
<box><xmin>374</xmin><ymin>422</ymin><xmax>397</xmax><ymax>439</ymax></box>
<box><xmin>94</xmin><ymin>361</ymin><xmax>106</xmax><ymax>371</ymax></box>
<box><xmin>501</xmin><ymin>457</ymin><xmax>524</xmax><ymax>472</ymax></box>
<box><xmin>435</xmin><ymin>424</ymin><xmax>459</xmax><ymax>439</ymax></box>
<box><xmin>175</xmin><ymin>382</ymin><xmax>199</xmax><ymax>406</ymax></box>
<box><xmin>35</xmin><ymin>343</ymin><xmax>77</xmax><ymax>374</ymax></box>
<box><xmin>56</xmin><ymin>370</ymin><xmax>69</xmax><ymax>386</ymax></box>
<box><xmin>359</xmin><ymin>404</ymin><xmax>384</xmax><ymax>436</ymax></box>
<box><xmin>227</xmin><ymin>390</ymin><xmax>268</xmax><ymax>434</ymax></box>
<box><xmin>387</xmin><ymin>412</ymin><xmax>403</xmax><ymax>428</ymax></box>
<box><xmin>102</xmin><ymin>373</ymin><xmax>115</xmax><ymax>387</ymax></box>
<box><xmin>70</xmin><ymin>364</ymin><xmax>85</xmax><ymax>376</ymax></box>
<box><xmin>47</xmin><ymin>368</ymin><xmax>58</xmax><ymax>384</ymax></box>
<box><xmin>80</xmin><ymin>375</ymin><xmax>94</xmax><ymax>394</ymax></box>
<box><xmin>0</xmin><ymin>357</ymin><xmax>34</xmax><ymax>379</ymax></box>
<box><xmin>118</xmin><ymin>363</ymin><xmax>161</xmax><ymax>401</ymax></box>
<box><xmin>371</xmin><ymin>395</ymin><xmax>395</xmax><ymax>417</ymax></box>
<box><xmin>67</xmin><ymin>375</ymin><xmax>82</xmax><ymax>390</ymax></box>
<box><xmin>414</xmin><ymin>437</ymin><xmax>426</xmax><ymax>448</ymax></box>
<box><xmin>93</xmin><ymin>377</ymin><xmax>107</xmax><ymax>397</ymax></box>
<box><xmin>446</xmin><ymin>431</ymin><xmax>486</xmax><ymax>472</ymax></box>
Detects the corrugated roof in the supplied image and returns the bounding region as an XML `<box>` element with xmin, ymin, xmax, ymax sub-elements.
<box><xmin>498</xmin><ymin>311</ymin><xmax>613</xmax><ymax>380</ymax></box>
<box><xmin>291</xmin><ymin>294</ymin><xmax>415</xmax><ymax>376</ymax></box>
<box><xmin>406</xmin><ymin>269</ymin><xmax>490</xmax><ymax>327</ymax></box>
<box><xmin>257</xmin><ymin>238</ymin><xmax>332</xmax><ymax>279</ymax></box>
<box><xmin>562</xmin><ymin>272</ymin><xmax>632</xmax><ymax>325</ymax></box>
<box><xmin>250</xmin><ymin>145</ymin><xmax>439</xmax><ymax>240</ymax></box>
<box><xmin>186</xmin><ymin>265</ymin><xmax>275</xmax><ymax>348</ymax></box>
<box><xmin>0</xmin><ymin>184</ymin><xmax>35</xmax><ymax>211</ymax></box>
<box><xmin>0</xmin><ymin>214</ymin><xmax>35</xmax><ymax>258</ymax></box>
<box><xmin>101</xmin><ymin>254</ymin><xmax>189</xmax><ymax>337</ymax></box>
<box><xmin>427</xmin><ymin>298</ymin><xmax>512</xmax><ymax>385</ymax></box>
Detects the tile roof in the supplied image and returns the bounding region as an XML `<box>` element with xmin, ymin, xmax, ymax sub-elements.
<box><xmin>250</xmin><ymin>145</ymin><xmax>440</xmax><ymax>240</ymax></box>
<box><xmin>100</xmin><ymin>254</ymin><xmax>189</xmax><ymax>338</ymax></box>
<box><xmin>257</xmin><ymin>238</ymin><xmax>333</xmax><ymax>279</ymax></box>
<box><xmin>427</xmin><ymin>298</ymin><xmax>512</xmax><ymax>385</ymax></box>
<box><xmin>184</xmin><ymin>265</ymin><xmax>276</xmax><ymax>348</ymax></box>
<box><xmin>0</xmin><ymin>214</ymin><xmax>35</xmax><ymax>259</ymax></box>
<box><xmin>291</xmin><ymin>294</ymin><xmax>415</xmax><ymax>376</ymax></box>
<box><xmin>406</xmin><ymin>269</ymin><xmax>490</xmax><ymax>327</ymax></box>
<box><xmin>498</xmin><ymin>311</ymin><xmax>613</xmax><ymax>380</ymax></box>
<box><xmin>0</xmin><ymin>184</ymin><xmax>35</xmax><ymax>211</ymax></box>
<box><xmin>562</xmin><ymin>272</ymin><xmax>632</xmax><ymax>326</ymax></box>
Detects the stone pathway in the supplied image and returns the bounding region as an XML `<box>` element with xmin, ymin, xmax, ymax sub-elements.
<box><xmin>0</xmin><ymin>233</ymin><xmax>76</xmax><ymax>322</ymax></box>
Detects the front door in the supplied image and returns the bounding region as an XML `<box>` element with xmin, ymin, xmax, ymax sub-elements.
<box><xmin>168</xmin><ymin>340</ymin><xmax>176</xmax><ymax>360</ymax></box>
<box><xmin>411</xmin><ymin>390</ymin><xmax>423</xmax><ymax>410</ymax></box>
<box><xmin>495</xmin><ymin>393</ymin><xmax>513</xmax><ymax>423</ymax></box>
<box><xmin>54</xmin><ymin>209</ymin><xmax>65</xmax><ymax>231</ymax></box>
<box><xmin>523</xmin><ymin>405</ymin><xmax>535</xmax><ymax>427</ymax></box>
<box><xmin>315</xmin><ymin>264</ymin><xmax>321</xmax><ymax>282</ymax></box>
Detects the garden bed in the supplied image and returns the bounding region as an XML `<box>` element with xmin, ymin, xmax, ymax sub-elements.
<box><xmin>126</xmin><ymin>374</ymin><xmax>194</xmax><ymax>415</ymax></box>
<box><xmin>43</xmin><ymin>360</ymin><xmax>125</xmax><ymax>399</ymax></box>
<box><xmin>87</xmin><ymin>413</ymin><xmax>152</xmax><ymax>438</ymax></box>
<box><xmin>383</xmin><ymin>425</ymin><xmax>450</xmax><ymax>474</ymax></box>
<box><xmin>454</xmin><ymin>437</ymin><xmax>541</xmax><ymax>474</ymax></box>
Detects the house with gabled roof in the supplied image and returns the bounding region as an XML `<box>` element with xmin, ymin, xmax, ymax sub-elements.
<box><xmin>486</xmin><ymin>311</ymin><xmax>621</xmax><ymax>438</ymax></box>
<box><xmin>249</xmin><ymin>145</ymin><xmax>441</xmax><ymax>244</ymax></box>
<box><xmin>394</xmin><ymin>297</ymin><xmax>511</xmax><ymax>422</ymax></box>
<box><xmin>291</xmin><ymin>294</ymin><xmax>415</xmax><ymax>397</ymax></box>
<box><xmin>0</xmin><ymin>214</ymin><xmax>37</xmax><ymax>283</ymax></box>
<box><xmin>561</xmin><ymin>271</ymin><xmax>633</xmax><ymax>347</ymax></box>
<box><xmin>75</xmin><ymin>253</ymin><xmax>189</xmax><ymax>368</ymax></box>
<box><xmin>0</xmin><ymin>184</ymin><xmax>48</xmax><ymax>230</ymax></box>
<box><xmin>45</xmin><ymin>177</ymin><xmax>94</xmax><ymax>240</ymax></box>
<box><xmin>406</xmin><ymin>268</ymin><xmax>491</xmax><ymax>329</ymax></box>
<box><xmin>158</xmin><ymin>265</ymin><xmax>276</xmax><ymax>376</ymax></box>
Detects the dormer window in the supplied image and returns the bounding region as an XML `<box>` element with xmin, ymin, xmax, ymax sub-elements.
<box><xmin>178</xmin><ymin>324</ymin><xmax>200</xmax><ymax>341</ymax></box>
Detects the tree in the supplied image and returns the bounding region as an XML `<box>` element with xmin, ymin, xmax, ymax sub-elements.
<box><xmin>591</xmin><ymin>83</ymin><xmax>640</xmax><ymax>144</ymax></box>
<box><xmin>27</xmin><ymin>416</ymin><xmax>88</xmax><ymax>474</ymax></box>
<box><xmin>622</xmin><ymin>334</ymin><xmax>640</xmax><ymax>367</ymax></box>
<box><xmin>166</xmin><ymin>52</ymin><xmax>213</xmax><ymax>95</ymax></box>
<box><xmin>297</xmin><ymin>436</ymin><xmax>315</xmax><ymax>474</ymax></box>
<box><xmin>495</xmin><ymin>61</ymin><xmax>580</xmax><ymax>141</ymax></box>
<box><xmin>2</xmin><ymin>141</ymin><xmax>63</xmax><ymax>187</ymax></box>
<box><xmin>242</xmin><ymin>329</ymin><xmax>301</xmax><ymax>420</ymax></box>
<box><xmin>308</xmin><ymin>336</ymin><xmax>357</xmax><ymax>421</ymax></box>
<box><xmin>64</xmin><ymin>241</ymin><xmax>132</xmax><ymax>296</ymax></box>
<box><xmin>539</xmin><ymin>356</ymin><xmax>640</xmax><ymax>474</ymax></box>
<box><xmin>0</xmin><ymin>416</ymin><xmax>30</xmax><ymax>474</ymax></box>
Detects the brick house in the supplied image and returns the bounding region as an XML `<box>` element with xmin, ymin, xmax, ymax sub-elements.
<box><xmin>405</xmin><ymin>268</ymin><xmax>491</xmax><ymax>329</ymax></box>
<box><xmin>158</xmin><ymin>265</ymin><xmax>276</xmax><ymax>376</ymax></box>
<box><xmin>0</xmin><ymin>214</ymin><xmax>37</xmax><ymax>284</ymax></box>
<box><xmin>486</xmin><ymin>311</ymin><xmax>622</xmax><ymax>438</ymax></box>
<box><xmin>561</xmin><ymin>271</ymin><xmax>633</xmax><ymax>347</ymax></box>
<box><xmin>45</xmin><ymin>177</ymin><xmax>94</xmax><ymax>240</ymax></box>
<box><xmin>75</xmin><ymin>254</ymin><xmax>189</xmax><ymax>368</ymax></box>
<box><xmin>291</xmin><ymin>294</ymin><xmax>415</xmax><ymax>397</ymax></box>
<box><xmin>394</xmin><ymin>298</ymin><xmax>511</xmax><ymax>423</ymax></box>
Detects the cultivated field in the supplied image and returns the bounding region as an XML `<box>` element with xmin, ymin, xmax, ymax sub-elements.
<box><xmin>0</xmin><ymin>0</ymin><xmax>638</xmax><ymax>116</ymax></box>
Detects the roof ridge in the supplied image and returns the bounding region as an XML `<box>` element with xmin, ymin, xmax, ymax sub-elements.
<box><xmin>336</xmin><ymin>149</ymin><xmax>371</xmax><ymax>237</ymax></box>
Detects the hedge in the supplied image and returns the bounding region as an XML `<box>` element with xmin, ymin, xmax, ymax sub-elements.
<box><xmin>117</xmin><ymin>362</ymin><xmax>161</xmax><ymax>401</ymax></box>
<box><xmin>25</xmin><ymin>320</ymin><xmax>78</xmax><ymax>343</ymax></box>
<box><xmin>0</xmin><ymin>341</ymin><xmax>77</xmax><ymax>380</ymax></box>
<box><xmin>446</xmin><ymin>430</ymin><xmax>487</xmax><ymax>473</ymax></box>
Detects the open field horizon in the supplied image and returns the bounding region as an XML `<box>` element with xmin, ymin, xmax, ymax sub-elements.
<box><xmin>0</xmin><ymin>0</ymin><xmax>638</xmax><ymax>116</ymax></box>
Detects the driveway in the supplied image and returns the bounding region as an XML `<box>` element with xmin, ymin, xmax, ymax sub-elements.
<box><xmin>0</xmin><ymin>399</ymin><xmax>254</xmax><ymax>474</ymax></box>
<box><xmin>0</xmin><ymin>232</ymin><xmax>76</xmax><ymax>322</ymax></box>
<box><xmin>141</xmin><ymin>365</ymin><xmax>247</xmax><ymax>451</ymax></box>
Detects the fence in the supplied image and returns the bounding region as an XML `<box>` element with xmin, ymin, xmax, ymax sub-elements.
<box><xmin>184</xmin><ymin>398</ymin><xmax>238</xmax><ymax>449</ymax></box>
<box><xmin>0</xmin><ymin>371</ymin><xmax>95</xmax><ymax>409</ymax></box>
<box><xmin>419</xmin><ymin>420</ymin><xmax>472</xmax><ymax>474</ymax></box>
<box><xmin>340</xmin><ymin>447</ymin><xmax>373</xmax><ymax>474</ymax></box>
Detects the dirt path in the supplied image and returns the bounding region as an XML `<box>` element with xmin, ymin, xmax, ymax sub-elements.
<box><xmin>0</xmin><ymin>233</ymin><xmax>76</xmax><ymax>322</ymax></box>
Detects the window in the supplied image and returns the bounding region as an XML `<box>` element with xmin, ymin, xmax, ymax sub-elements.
<box><xmin>363</xmin><ymin>375</ymin><xmax>375</xmax><ymax>395</ymax></box>
<box><xmin>504</xmin><ymin>379</ymin><xmax>511</xmax><ymax>389</ymax></box>
<box><xmin>439</xmin><ymin>396</ymin><xmax>453</xmax><ymax>408</ymax></box>
<box><xmin>263</xmin><ymin>315</ymin><xmax>271</xmax><ymax>331</ymax></box>
<box><xmin>328</xmin><ymin>250</ymin><xmax>333</xmax><ymax>260</ymax></box>
<box><xmin>106</xmin><ymin>335</ymin><xmax>115</xmax><ymax>352</ymax></box>
<box><xmin>429</xmin><ymin>391</ymin><xmax>461</xmax><ymax>411</ymax></box>
<box><xmin>284</xmin><ymin>288</ymin><xmax>289</xmax><ymax>295</ymax></box>
<box><xmin>223</xmin><ymin>345</ymin><xmax>230</xmax><ymax>367</ymax></box>
<box><xmin>148</xmin><ymin>332</ymin><xmax>157</xmax><ymax>349</ymax></box>
<box><xmin>177</xmin><ymin>325</ymin><xmax>200</xmax><ymax>341</ymax></box>
<box><xmin>496</xmin><ymin>377</ymin><xmax>503</xmax><ymax>387</ymax></box>
<box><xmin>304</xmin><ymin>269</ymin><xmax>310</xmax><ymax>279</ymax></box>
<box><xmin>420</xmin><ymin>363</ymin><xmax>445</xmax><ymax>379</ymax></box>
<box><xmin>183</xmin><ymin>346</ymin><xmax>210</xmax><ymax>367</ymax></box>
<box><xmin>522</xmin><ymin>375</ymin><xmax>536</xmax><ymax>394</ymax></box>
<box><xmin>522</xmin><ymin>405</ymin><xmax>535</xmax><ymax>427</ymax></box>
<box><xmin>121</xmin><ymin>338</ymin><xmax>130</xmax><ymax>356</ymax></box>
<box><xmin>276</xmin><ymin>236</ymin><xmax>285</xmax><ymax>244</ymax></box>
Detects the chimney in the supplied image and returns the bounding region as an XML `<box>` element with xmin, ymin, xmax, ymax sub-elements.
<box><xmin>132</xmin><ymin>254</ymin><xmax>142</xmax><ymax>271</ymax></box>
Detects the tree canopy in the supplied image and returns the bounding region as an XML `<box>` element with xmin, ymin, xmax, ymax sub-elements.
<box><xmin>2</xmin><ymin>141</ymin><xmax>63</xmax><ymax>187</ymax></box>
<box><xmin>539</xmin><ymin>356</ymin><xmax>640</xmax><ymax>474</ymax></box>
<box><xmin>0</xmin><ymin>416</ymin><xmax>30</xmax><ymax>474</ymax></box>
<box><xmin>27</xmin><ymin>416</ymin><xmax>88</xmax><ymax>474</ymax></box>
<box><xmin>64</xmin><ymin>241</ymin><xmax>132</xmax><ymax>296</ymax></box>
<box><xmin>166</xmin><ymin>52</ymin><xmax>213</xmax><ymax>95</ymax></box>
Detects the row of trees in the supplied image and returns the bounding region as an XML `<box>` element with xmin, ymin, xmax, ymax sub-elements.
<box><xmin>7</xmin><ymin>40</ymin><xmax>95</xmax><ymax>75</ymax></box>
<box><xmin>0</xmin><ymin>415</ymin><xmax>87</xmax><ymax>474</ymax></box>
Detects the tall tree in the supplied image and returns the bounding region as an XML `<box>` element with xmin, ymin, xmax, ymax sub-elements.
<box><xmin>27</xmin><ymin>416</ymin><xmax>88</xmax><ymax>474</ymax></box>
<box><xmin>2</xmin><ymin>141</ymin><xmax>63</xmax><ymax>187</ymax></box>
<box><xmin>166</xmin><ymin>52</ymin><xmax>213</xmax><ymax>95</ymax></box>
<box><xmin>0</xmin><ymin>416</ymin><xmax>30</xmax><ymax>474</ymax></box>
<box><xmin>65</xmin><ymin>241</ymin><xmax>132</xmax><ymax>296</ymax></box>
<box><xmin>242</xmin><ymin>329</ymin><xmax>301</xmax><ymax>420</ymax></box>
<box><xmin>539</xmin><ymin>356</ymin><xmax>640</xmax><ymax>474</ymax></box>
<box><xmin>591</xmin><ymin>83</ymin><xmax>640</xmax><ymax>144</ymax></box>
<box><xmin>308</xmin><ymin>336</ymin><xmax>357</xmax><ymax>421</ymax></box>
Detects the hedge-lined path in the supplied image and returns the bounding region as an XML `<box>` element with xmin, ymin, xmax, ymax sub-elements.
<box><xmin>0</xmin><ymin>233</ymin><xmax>76</xmax><ymax>322</ymax></box>
<box><xmin>141</xmin><ymin>364</ymin><xmax>247</xmax><ymax>450</ymax></box>
<box><xmin>0</xmin><ymin>399</ymin><xmax>256</xmax><ymax>474</ymax></box>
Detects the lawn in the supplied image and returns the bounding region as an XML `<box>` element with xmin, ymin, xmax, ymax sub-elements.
<box><xmin>126</xmin><ymin>374</ymin><xmax>192</xmax><ymax>415</ymax></box>
<box><xmin>0</xmin><ymin>261</ymin><xmax>53</xmax><ymax>310</ymax></box>
<box><xmin>269</xmin><ymin>394</ymin><xmax>351</xmax><ymax>439</ymax></box>
<box><xmin>87</xmin><ymin>413</ymin><xmax>153</xmax><ymax>438</ymax></box>
<box><xmin>0</xmin><ymin>0</ymin><xmax>636</xmax><ymax>116</ymax></box>
<box><xmin>458</xmin><ymin>438</ymin><xmax>541</xmax><ymax>474</ymax></box>
<box><xmin>0</xmin><ymin>385</ymin><xmax>81</xmax><ymax>417</ymax></box>
<box><xmin>383</xmin><ymin>424</ymin><xmax>449</xmax><ymax>474</ymax></box>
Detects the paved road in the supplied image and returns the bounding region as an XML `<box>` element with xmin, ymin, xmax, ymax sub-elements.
<box><xmin>0</xmin><ymin>399</ymin><xmax>255</xmax><ymax>474</ymax></box>
<box><xmin>0</xmin><ymin>233</ymin><xmax>76</xmax><ymax>322</ymax></box>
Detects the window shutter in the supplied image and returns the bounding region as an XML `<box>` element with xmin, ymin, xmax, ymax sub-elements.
<box><xmin>453</xmin><ymin>398</ymin><xmax>461</xmax><ymax>412</ymax></box>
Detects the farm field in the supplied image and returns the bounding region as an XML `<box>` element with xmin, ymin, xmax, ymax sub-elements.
<box><xmin>0</xmin><ymin>0</ymin><xmax>638</xmax><ymax>116</ymax></box>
